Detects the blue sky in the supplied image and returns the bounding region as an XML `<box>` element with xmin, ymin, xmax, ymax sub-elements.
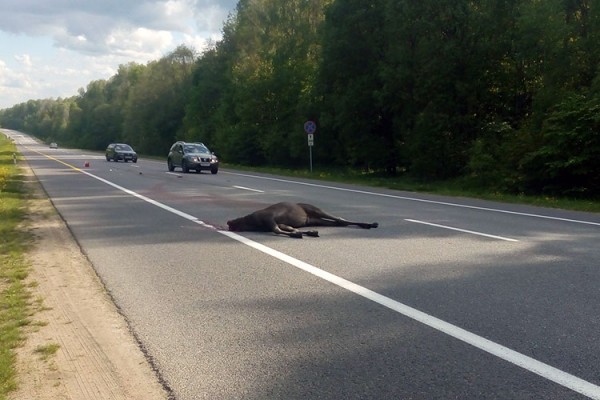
<box><xmin>0</xmin><ymin>0</ymin><xmax>238</xmax><ymax>109</ymax></box>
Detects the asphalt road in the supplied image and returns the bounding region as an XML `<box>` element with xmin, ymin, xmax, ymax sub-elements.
<box><xmin>5</xmin><ymin>129</ymin><xmax>600</xmax><ymax>400</ymax></box>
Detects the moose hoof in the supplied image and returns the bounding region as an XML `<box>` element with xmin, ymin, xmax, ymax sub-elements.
<box><xmin>372</xmin><ymin>222</ymin><xmax>379</xmax><ymax>228</ymax></box>
<box><xmin>305</xmin><ymin>230</ymin><xmax>319</xmax><ymax>237</ymax></box>
<box><xmin>289</xmin><ymin>232</ymin><xmax>303</xmax><ymax>239</ymax></box>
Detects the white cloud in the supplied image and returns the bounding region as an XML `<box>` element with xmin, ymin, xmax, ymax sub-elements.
<box><xmin>14</xmin><ymin>54</ymin><xmax>32</xmax><ymax>67</ymax></box>
<box><xmin>0</xmin><ymin>0</ymin><xmax>237</xmax><ymax>109</ymax></box>
<box><xmin>104</xmin><ymin>28</ymin><xmax>174</xmax><ymax>59</ymax></box>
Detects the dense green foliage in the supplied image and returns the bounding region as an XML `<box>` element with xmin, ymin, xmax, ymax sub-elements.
<box><xmin>1</xmin><ymin>0</ymin><xmax>599</xmax><ymax>198</ymax></box>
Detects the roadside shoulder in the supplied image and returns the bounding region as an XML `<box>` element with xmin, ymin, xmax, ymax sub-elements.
<box><xmin>10</xmin><ymin>166</ymin><xmax>169</xmax><ymax>400</ymax></box>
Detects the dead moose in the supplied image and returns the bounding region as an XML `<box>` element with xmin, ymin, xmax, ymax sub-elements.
<box><xmin>227</xmin><ymin>202</ymin><xmax>378</xmax><ymax>238</ymax></box>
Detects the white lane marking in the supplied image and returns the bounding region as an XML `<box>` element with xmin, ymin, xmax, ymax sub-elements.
<box><xmin>37</xmin><ymin>154</ymin><xmax>600</xmax><ymax>399</ymax></box>
<box><xmin>406</xmin><ymin>219</ymin><xmax>519</xmax><ymax>242</ymax></box>
<box><xmin>233</xmin><ymin>185</ymin><xmax>264</xmax><ymax>193</ymax></box>
<box><xmin>224</xmin><ymin>172</ymin><xmax>600</xmax><ymax>227</ymax></box>
<box><xmin>221</xmin><ymin>229</ymin><xmax>599</xmax><ymax>399</ymax></box>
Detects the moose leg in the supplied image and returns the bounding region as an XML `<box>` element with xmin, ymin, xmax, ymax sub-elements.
<box><xmin>305</xmin><ymin>212</ymin><xmax>378</xmax><ymax>229</ymax></box>
<box><xmin>275</xmin><ymin>224</ymin><xmax>319</xmax><ymax>238</ymax></box>
<box><xmin>271</xmin><ymin>224</ymin><xmax>302</xmax><ymax>238</ymax></box>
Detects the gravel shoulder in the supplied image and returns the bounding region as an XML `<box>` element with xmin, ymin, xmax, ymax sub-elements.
<box><xmin>10</xmin><ymin>165</ymin><xmax>169</xmax><ymax>400</ymax></box>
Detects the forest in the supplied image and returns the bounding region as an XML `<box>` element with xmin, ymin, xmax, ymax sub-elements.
<box><xmin>1</xmin><ymin>0</ymin><xmax>599</xmax><ymax>199</ymax></box>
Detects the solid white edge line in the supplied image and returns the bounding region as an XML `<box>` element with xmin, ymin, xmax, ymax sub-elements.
<box><xmin>220</xmin><ymin>230</ymin><xmax>600</xmax><ymax>400</ymax></box>
<box><xmin>32</xmin><ymin>149</ymin><xmax>600</xmax><ymax>399</ymax></box>
<box><xmin>405</xmin><ymin>219</ymin><xmax>520</xmax><ymax>242</ymax></box>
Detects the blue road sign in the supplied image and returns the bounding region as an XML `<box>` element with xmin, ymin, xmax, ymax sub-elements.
<box><xmin>304</xmin><ymin>120</ymin><xmax>316</xmax><ymax>134</ymax></box>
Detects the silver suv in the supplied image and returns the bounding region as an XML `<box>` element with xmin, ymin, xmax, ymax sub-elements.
<box><xmin>105</xmin><ymin>143</ymin><xmax>137</xmax><ymax>163</ymax></box>
<box><xmin>167</xmin><ymin>141</ymin><xmax>219</xmax><ymax>174</ymax></box>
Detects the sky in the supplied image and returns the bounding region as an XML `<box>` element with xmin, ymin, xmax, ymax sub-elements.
<box><xmin>0</xmin><ymin>0</ymin><xmax>238</xmax><ymax>110</ymax></box>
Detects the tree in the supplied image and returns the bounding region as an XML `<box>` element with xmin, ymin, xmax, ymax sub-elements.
<box><xmin>197</xmin><ymin>0</ymin><xmax>330</xmax><ymax>166</ymax></box>
<box><xmin>518</xmin><ymin>94</ymin><xmax>600</xmax><ymax>196</ymax></box>
<box><xmin>318</xmin><ymin>0</ymin><xmax>396</xmax><ymax>171</ymax></box>
<box><xmin>122</xmin><ymin>46</ymin><xmax>197</xmax><ymax>155</ymax></box>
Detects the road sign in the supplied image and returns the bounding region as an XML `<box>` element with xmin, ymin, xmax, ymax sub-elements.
<box><xmin>304</xmin><ymin>120</ymin><xmax>316</xmax><ymax>134</ymax></box>
<box><xmin>304</xmin><ymin>121</ymin><xmax>316</xmax><ymax>172</ymax></box>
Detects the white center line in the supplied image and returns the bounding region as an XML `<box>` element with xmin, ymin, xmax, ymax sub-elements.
<box><xmin>406</xmin><ymin>219</ymin><xmax>520</xmax><ymax>242</ymax></box>
<box><xmin>233</xmin><ymin>185</ymin><xmax>264</xmax><ymax>193</ymax></box>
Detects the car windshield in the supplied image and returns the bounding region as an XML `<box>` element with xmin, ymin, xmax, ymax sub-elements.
<box><xmin>116</xmin><ymin>144</ymin><xmax>133</xmax><ymax>151</ymax></box>
<box><xmin>184</xmin><ymin>144</ymin><xmax>209</xmax><ymax>153</ymax></box>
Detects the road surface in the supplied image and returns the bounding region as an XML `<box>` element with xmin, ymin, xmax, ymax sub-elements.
<box><xmin>5</xmin><ymin>130</ymin><xmax>600</xmax><ymax>400</ymax></box>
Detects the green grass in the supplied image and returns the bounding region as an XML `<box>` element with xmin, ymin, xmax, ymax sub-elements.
<box><xmin>0</xmin><ymin>135</ymin><xmax>33</xmax><ymax>400</ymax></box>
<box><xmin>34</xmin><ymin>343</ymin><xmax>60</xmax><ymax>361</ymax></box>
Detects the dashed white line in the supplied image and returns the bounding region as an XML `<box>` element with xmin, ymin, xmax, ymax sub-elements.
<box><xmin>406</xmin><ymin>219</ymin><xmax>520</xmax><ymax>242</ymax></box>
<box><xmin>224</xmin><ymin>171</ymin><xmax>600</xmax><ymax>227</ymax></box>
<box><xmin>233</xmin><ymin>185</ymin><xmax>264</xmax><ymax>193</ymax></box>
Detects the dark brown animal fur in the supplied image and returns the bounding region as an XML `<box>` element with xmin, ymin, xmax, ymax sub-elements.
<box><xmin>227</xmin><ymin>202</ymin><xmax>378</xmax><ymax>238</ymax></box>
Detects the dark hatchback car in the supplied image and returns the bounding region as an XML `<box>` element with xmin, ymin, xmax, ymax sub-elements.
<box><xmin>105</xmin><ymin>143</ymin><xmax>137</xmax><ymax>163</ymax></box>
<box><xmin>167</xmin><ymin>141</ymin><xmax>219</xmax><ymax>174</ymax></box>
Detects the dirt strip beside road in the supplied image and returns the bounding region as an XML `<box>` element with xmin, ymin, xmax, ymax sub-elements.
<box><xmin>10</xmin><ymin>166</ymin><xmax>169</xmax><ymax>400</ymax></box>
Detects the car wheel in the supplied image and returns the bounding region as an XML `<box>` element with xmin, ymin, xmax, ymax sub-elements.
<box><xmin>211</xmin><ymin>167</ymin><xmax>218</xmax><ymax>174</ymax></box>
<box><xmin>182</xmin><ymin>160</ymin><xmax>189</xmax><ymax>173</ymax></box>
<box><xmin>133</xmin><ymin>159</ymin><xmax>137</xmax><ymax>163</ymax></box>
<box><xmin>106</xmin><ymin>155</ymin><xmax>110</xmax><ymax>161</ymax></box>
<box><xmin>167</xmin><ymin>159</ymin><xmax>174</xmax><ymax>171</ymax></box>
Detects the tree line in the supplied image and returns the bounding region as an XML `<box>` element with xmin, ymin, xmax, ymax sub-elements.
<box><xmin>1</xmin><ymin>0</ymin><xmax>599</xmax><ymax>198</ymax></box>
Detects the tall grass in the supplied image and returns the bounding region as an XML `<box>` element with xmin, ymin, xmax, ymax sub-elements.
<box><xmin>0</xmin><ymin>135</ymin><xmax>32</xmax><ymax>399</ymax></box>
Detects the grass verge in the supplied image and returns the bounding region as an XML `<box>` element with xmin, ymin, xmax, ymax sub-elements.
<box><xmin>0</xmin><ymin>135</ymin><xmax>33</xmax><ymax>400</ymax></box>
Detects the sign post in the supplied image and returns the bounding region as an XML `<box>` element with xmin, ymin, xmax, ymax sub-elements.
<box><xmin>304</xmin><ymin>121</ymin><xmax>316</xmax><ymax>172</ymax></box>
